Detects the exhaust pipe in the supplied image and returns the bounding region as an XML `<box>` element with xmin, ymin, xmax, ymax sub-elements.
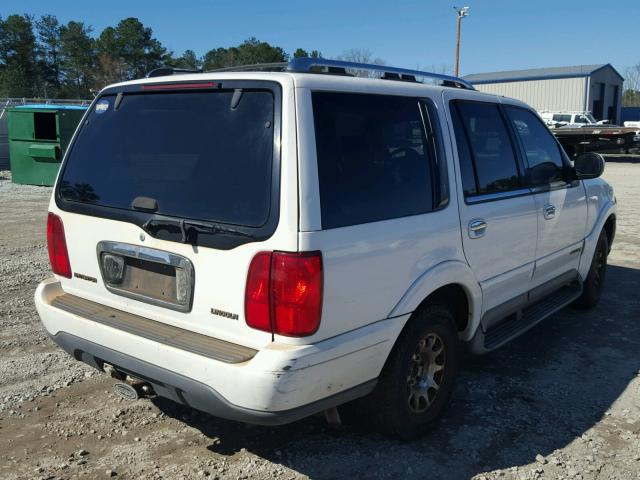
<box><xmin>113</xmin><ymin>382</ymin><xmax>141</xmax><ymax>400</ymax></box>
<box><xmin>103</xmin><ymin>362</ymin><xmax>155</xmax><ymax>400</ymax></box>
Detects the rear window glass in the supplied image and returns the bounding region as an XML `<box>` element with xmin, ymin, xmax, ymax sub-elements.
<box><xmin>59</xmin><ymin>89</ymin><xmax>275</xmax><ymax>227</ymax></box>
<box><xmin>312</xmin><ymin>92</ymin><xmax>435</xmax><ymax>229</ymax></box>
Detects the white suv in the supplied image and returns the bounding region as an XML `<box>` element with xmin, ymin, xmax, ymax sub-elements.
<box><xmin>35</xmin><ymin>58</ymin><xmax>617</xmax><ymax>439</ymax></box>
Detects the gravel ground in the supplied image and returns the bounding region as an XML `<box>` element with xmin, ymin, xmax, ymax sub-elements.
<box><xmin>1</xmin><ymin>162</ymin><xmax>640</xmax><ymax>480</ymax></box>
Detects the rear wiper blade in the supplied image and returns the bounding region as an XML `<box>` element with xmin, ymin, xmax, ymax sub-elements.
<box><xmin>142</xmin><ymin>218</ymin><xmax>255</xmax><ymax>244</ymax></box>
<box><xmin>179</xmin><ymin>219</ymin><xmax>254</xmax><ymax>242</ymax></box>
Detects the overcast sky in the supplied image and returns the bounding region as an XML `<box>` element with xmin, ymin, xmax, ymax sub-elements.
<box><xmin>4</xmin><ymin>0</ymin><xmax>639</xmax><ymax>77</ymax></box>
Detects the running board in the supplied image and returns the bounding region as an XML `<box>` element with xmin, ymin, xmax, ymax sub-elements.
<box><xmin>482</xmin><ymin>282</ymin><xmax>583</xmax><ymax>351</ymax></box>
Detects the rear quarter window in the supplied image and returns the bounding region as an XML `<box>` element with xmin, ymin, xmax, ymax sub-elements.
<box><xmin>312</xmin><ymin>92</ymin><xmax>441</xmax><ymax>229</ymax></box>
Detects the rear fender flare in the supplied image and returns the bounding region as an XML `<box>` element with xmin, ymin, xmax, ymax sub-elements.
<box><xmin>579</xmin><ymin>200</ymin><xmax>616</xmax><ymax>280</ymax></box>
<box><xmin>388</xmin><ymin>260</ymin><xmax>482</xmax><ymax>341</ymax></box>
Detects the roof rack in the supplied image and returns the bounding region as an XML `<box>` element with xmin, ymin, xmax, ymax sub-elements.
<box><xmin>287</xmin><ymin>57</ymin><xmax>475</xmax><ymax>90</ymax></box>
<box><xmin>147</xmin><ymin>67</ymin><xmax>203</xmax><ymax>78</ymax></box>
<box><xmin>209</xmin><ymin>62</ymin><xmax>288</xmax><ymax>72</ymax></box>
<box><xmin>147</xmin><ymin>58</ymin><xmax>474</xmax><ymax>90</ymax></box>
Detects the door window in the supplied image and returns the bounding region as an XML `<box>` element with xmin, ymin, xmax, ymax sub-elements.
<box><xmin>449</xmin><ymin>105</ymin><xmax>478</xmax><ymax>197</ymax></box>
<box><xmin>451</xmin><ymin>101</ymin><xmax>521</xmax><ymax>197</ymax></box>
<box><xmin>505</xmin><ymin>107</ymin><xmax>566</xmax><ymax>187</ymax></box>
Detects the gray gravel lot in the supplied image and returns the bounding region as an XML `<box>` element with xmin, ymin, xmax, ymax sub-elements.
<box><xmin>1</xmin><ymin>162</ymin><xmax>639</xmax><ymax>480</ymax></box>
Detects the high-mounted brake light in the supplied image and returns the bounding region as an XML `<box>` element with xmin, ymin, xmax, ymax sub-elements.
<box><xmin>47</xmin><ymin>212</ymin><xmax>72</xmax><ymax>278</ymax></box>
<box><xmin>140</xmin><ymin>82</ymin><xmax>217</xmax><ymax>91</ymax></box>
<box><xmin>245</xmin><ymin>251</ymin><xmax>323</xmax><ymax>337</ymax></box>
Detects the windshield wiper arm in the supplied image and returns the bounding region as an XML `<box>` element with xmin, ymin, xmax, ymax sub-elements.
<box><xmin>142</xmin><ymin>217</ymin><xmax>254</xmax><ymax>244</ymax></box>
<box><xmin>178</xmin><ymin>219</ymin><xmax>254</xmax><ymax>243</ymax></box>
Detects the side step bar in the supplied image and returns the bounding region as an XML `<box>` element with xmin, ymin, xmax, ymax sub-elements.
<box><xmin>471</xmin><ymin>282</ymin><xmax>583</xmax><ymax>353</ymax></box>
<box><xmin>51</xmin><ymin>294</ymin><xmax>257</xmax><ymax>364</ymax></box>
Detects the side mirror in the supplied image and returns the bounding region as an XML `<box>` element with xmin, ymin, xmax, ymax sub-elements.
<box><xmin>574</xmin><ymin>152</ymin><xmax>605</xmax><ymax>179</ymax></box>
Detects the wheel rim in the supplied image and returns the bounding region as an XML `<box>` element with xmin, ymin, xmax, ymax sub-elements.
<box><xmin>406</xmin><ymin>332</ymin><xmax>446</xmax><ymax>414</ymax></box>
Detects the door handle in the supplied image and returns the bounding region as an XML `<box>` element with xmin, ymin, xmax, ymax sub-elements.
<box><xmin>543</xmin><ymin>204</ymin><xmax>556</xmax><ymax>220</ymax></box>
<box><xmin>468</xmin><ymin>219</ymin><xmax>487</xmax><ymax>238</ymax></box>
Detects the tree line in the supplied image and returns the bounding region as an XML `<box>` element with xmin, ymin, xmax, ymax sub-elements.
<box><xmin>623</xmin><ymin>64</ymin><xmax>640</xmax><ymax>107</ymax></box>
<box><xmin>12</xmin><ymin>12</ymin><xmax>635</xmax><ymax>108</ymax></box>
<box><xmin>0</xmin><ymin>14</ymin><xmax>322</xmax><ymax>99</ymax></box>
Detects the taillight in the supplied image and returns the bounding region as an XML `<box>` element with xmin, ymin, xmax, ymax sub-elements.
<box><xmin>47</xmin><ymin>212</ymin><xmax>72</xmax><ymax>278</ymax></box>
<box><xmin>245</xmin><ymin>252</ymin><xmax>272</xmax><ymax>332</ymax></box>
<box><xmin>245</xmin><ymin>251</ymin><xmax>323</xmax><ymax>337</ymax></box>
<box><xmin>271</xmin><ymin>252</ymin><xmax>323</xmax><ymax>336</ymax></box>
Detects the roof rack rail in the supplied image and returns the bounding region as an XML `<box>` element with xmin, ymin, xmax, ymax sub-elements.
<box><xmin>151</xmin><ymin>58</ymin><xmax>474</xmax><ymax>90</ymax></box>
<box><xmin>207</xmin><ymin>62</ymin><xmax>288</xmax><ymax>73</ymax></box>
<box><xmin>287</xmin><ymin>57</ymin><xmax>475</xmax><ymax>89</ymax></box>
<box><xmin>146</xmin><ymin>67</ymin><xmax>203</xmax><ymax>78</ymax></box>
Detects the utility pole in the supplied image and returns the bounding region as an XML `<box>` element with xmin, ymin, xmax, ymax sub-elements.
<box><xmin>454</xmin><ymin>6</ymin><xmax>470</xmax><ymax>77</ymax></box>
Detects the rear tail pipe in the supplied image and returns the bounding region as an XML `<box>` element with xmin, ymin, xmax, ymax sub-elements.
<box><xmin>103</xmin><ymin>362</ymin><xmax>154</xmax><ymax>400</ymax></box>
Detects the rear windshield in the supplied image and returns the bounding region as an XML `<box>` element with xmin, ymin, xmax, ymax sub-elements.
<box><xmin>59</xmin><ymin>88</ymin><xmax>275</xmax><ymax>227</ymax></box>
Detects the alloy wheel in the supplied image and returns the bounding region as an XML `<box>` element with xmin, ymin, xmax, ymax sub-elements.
<box><xmin>406</xmin><ymin>332</ymin><xmax>446</xmax><ymax>413</ymax></box>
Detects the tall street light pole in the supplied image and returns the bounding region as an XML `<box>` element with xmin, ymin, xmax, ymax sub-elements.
<box><xmin>454</xmin><ymin>6</ymin><xmax>470</xmax><ymax>77</ymax></box>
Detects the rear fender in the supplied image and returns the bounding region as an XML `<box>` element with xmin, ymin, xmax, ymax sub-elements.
<box><xmin>579</xmin><ymin>201</ymin><xmax>616</xmax><ymax>280</ymax></box>
<box><xmin>388</xmin><ymin>260</ymin><xmax>482</xmax><ymax>341</ymax></box>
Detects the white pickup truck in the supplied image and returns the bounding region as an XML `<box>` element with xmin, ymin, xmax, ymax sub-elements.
<box><xmin>35</xmin><ymin>58</ymin><xmax>617</xmax><ymax>439</ymax></box>
<box><xmin>539</xmin><ymin>111</ymin><xmax>608</xmax><ymax>128</ymax></box>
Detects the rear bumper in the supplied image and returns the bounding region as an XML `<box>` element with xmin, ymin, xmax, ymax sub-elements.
<box><xmin>49</xmin><ymin>331</ymin><xmax>376</xmax><ymax>425</ymax></box>
<box><xmin>35</xmin><ymin>278</ymin><xmax>404</xmax><ymax>425</ymax></box>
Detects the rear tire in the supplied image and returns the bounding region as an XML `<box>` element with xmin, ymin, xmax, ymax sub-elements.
<box><xmin>575</xmin><ymin>230</ymin><xmax>608</xmax><ymax>309</ymax></box>
<box><xmin>365</xmin><ymin>305</ymin><xmax>459</xmax><ymax>440</ymax></box>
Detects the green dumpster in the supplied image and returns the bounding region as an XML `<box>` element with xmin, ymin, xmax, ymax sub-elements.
<box><xmin>8</xmin><ymin>104</ymin><xmax>87</xmax><ymax>186</ymax></box>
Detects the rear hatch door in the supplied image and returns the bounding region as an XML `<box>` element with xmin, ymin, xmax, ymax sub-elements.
<box><xmin>51</xmin><ymin>78</ymin><xmax>293</xmax><ymax>349</ymax></box>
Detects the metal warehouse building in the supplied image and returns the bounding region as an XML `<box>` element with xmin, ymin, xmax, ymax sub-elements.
<box><xmin>464</xmin><ymin>64</ymin><xmax>624</xmax><ymax>124</ymax></box>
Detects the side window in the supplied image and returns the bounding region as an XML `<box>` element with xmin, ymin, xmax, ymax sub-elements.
<box><xmin>553</xmin><ymin>114</ymin><xmax>571</xmax><ymax>123</ymax></box>
<box><xmin>574</xmin><ymin>115</ymin><xmax>588</xmax><ymax>124</ymax></box>
<box><xmin>451</xmin><ymin>101</ymin><xmax>521</xmax><ymax>196</ymax></box>
<box><xmin>504</xmin><ymin>107</ymin><xmax>566</xmax><ymax>186</ymax></box>
<box><xmin>312</xmin><ymin>92</ymin><xmax>437</xmax><ymax>229</ymax></box>
<box><xmin>421</xmin><ymin>99</ymin><xmax>449</xmax><ymax>208</ymax></box>
<box><xmin>449</xmin><ymin>104</ymin><xmax>478</xmax><ymax>196</ymax></box>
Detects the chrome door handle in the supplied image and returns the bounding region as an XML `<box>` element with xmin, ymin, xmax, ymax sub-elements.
<box><xmin>468</xmin><ymin>219</ymin><xmax>487</xmax><ymax>238</ymax></box>
<box><xmin>543</xmin><ymin>204</ymin><xmax>556</xmax><ymax>220</ymax></box>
